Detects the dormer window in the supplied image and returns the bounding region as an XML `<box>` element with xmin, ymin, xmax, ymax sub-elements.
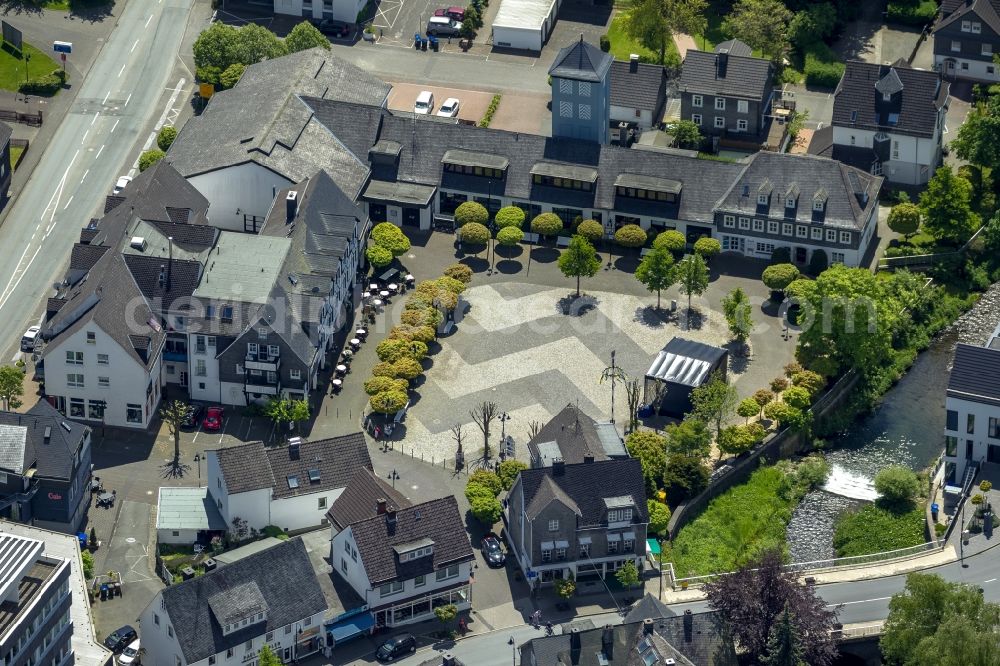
<box><xmin>785</xmin><ymin>198</ymin><xmax>795</xmax><ymax>209</ymax></box>
<box><xmin>608</xmin><ymin>508</ymin><xmax>632</xmax><ymax>523</ymax></box>
<box><xmin>882</xmin><ymin>92</ymin><xmax>891</xmax><ymax>102</ymax></box>
<box><xmin>757</xmin><ymin>193</ymin><xmax>769</xmax><ymax>205</ymax></box>
<box><xmin>813</xmin><ymin>199</ymin><xmax>825</xmax><ymax>212</ymax></box>
<box><xmin>393</xmin><ymin>538</ymin><xmax>435</xmax><ymax>562</ymax></box>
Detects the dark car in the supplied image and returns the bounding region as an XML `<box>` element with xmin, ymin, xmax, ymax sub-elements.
<box><xmin>376</xmin><ymin>633</ymin><xmax>416</xmax><ymax>662</ymax></box>
<box><xmin>203</xmin><ymin>406</ymin><xmax>224</xmax><ymax>431</ymax></box>
<box><xmin>104</xmin><ymin>625</ymin><xmax>137</xmax><ymax>653</ymax></box>
<box><xmin>481</xmin><ymin>532</ymin><xmax>506</xmax><ymax>568</ymax></box>
<box><xmin>181</xmin><ymin>404</ymin><xmax>203</xmax><ymax>429</ymax></box>
<box><xmin>314</xmin><ymin>19</ymin><xmax>351</xmax><ymax>37</ymax></box>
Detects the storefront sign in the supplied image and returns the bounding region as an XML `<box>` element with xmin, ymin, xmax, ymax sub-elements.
<box><xmin>47</xmin><ymin>492</ymin><xmax>63</xmax><ymax>501</ymax></box>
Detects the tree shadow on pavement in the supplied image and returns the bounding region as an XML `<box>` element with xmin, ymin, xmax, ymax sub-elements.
<box><xmin>556</xmin><ymin>293</ymin><xmax>599</xmax><ymax>317</ymax></box>
<box><xmin>529</xmin><ymin>247</ymin><xmax>560</xmax><ymax>263</ymax></box>
<box><xmin>495</xmin><ymin>259</ymin><xmax>522</xmax><ymax>274</ymax></box>
<box><xmin>460</xmin><ymin>256</ymin><xmax>489</xmax><ymax>272</ymax></box>
<box><xmin>160</xmin><ymin>460</ymin><xmax>191</xmax><ymax>479</ymax></box>
<box><xmin>633</xmin><ymin>305</ymin><xmax>669</xmax><ymax>328</ymax></box>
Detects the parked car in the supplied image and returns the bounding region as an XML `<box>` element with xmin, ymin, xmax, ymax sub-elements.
<box><xmin>436</xmin><ymin>97</ymin><xmax>460</xmax><ymax>118</ymax></box>
<box><xmin>376</xmin><ymin>633</ymin><xmax>417</xmax><ymax>662</ymax></box>
<box><xmin>313</xmin><ymin>18</ymin><xmax>351</xmax><ymax>37</ymax></box>
<box><xmin>117</xmin><ymin>639</ymin><xmax>141</xmax><ymax>665</ymax></box>
<box><xmin>20</xmin><ymin>326</ymin><xmax>40</xmax><ymax>352</ymax></box>
<box><xmin>434</xmin><ymin>6</ymin><xmax>465</xmax><ymax>21</ymax></box>
<box><xmin>113</xmin><ymin>176</ymin><xmax>132</xmax><ymax>195</ymax></box>
<box><xmin>414</xmin><ymin>91</ymin><xmax>434</xmax><ymax>115</ymax></box>
<box><xmin>481</xmin><ymin>532</ymin><xmax>506</xmax><ymax>567</ymax></box>
<box><xmin>104</xmin><ymin>626</ymin><xmax>137</xmax><ymax>653</ymax></box>
<box><xmin>202</xmin><ymin>406</ymin><xmax>224</xmax><ymax>431</ymax></box>
<box><xmin>181</xmin><ymin>404</ymin><xmax>203</xmax><ymax>429</ymax></box>
<box><xmin>426</xmin><ymin>16</ymin><xmax>462</xmax><ymax>36</ymax></box>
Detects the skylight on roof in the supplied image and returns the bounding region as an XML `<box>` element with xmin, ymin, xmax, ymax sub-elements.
<box><xmin>287</xmin><ymin>475</ymin><xmax>299</xmax><ymax>489</ymax></box>
<box><xmin>308</xmin><ymin>468</ymin><xmax>321</xmax><ymax>483</ymax></box>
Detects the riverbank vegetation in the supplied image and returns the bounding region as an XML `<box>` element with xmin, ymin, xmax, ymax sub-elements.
<box><xmin>833</xmin><ymin>466</ymin><xmax>927</xmax><ymax>557</ymax></box>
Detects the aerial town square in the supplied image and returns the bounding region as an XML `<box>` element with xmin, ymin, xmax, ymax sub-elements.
<box><xmin>1</xmin><ymin>0</ymin><xmax>1000</xmax><ymax>664</ymax></box>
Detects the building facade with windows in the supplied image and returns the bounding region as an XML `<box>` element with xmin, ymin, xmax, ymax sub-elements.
<box><xmin>679</xmin><ymin>42</ymin><xmax>774</xmax><ymax>139</ymax></box>
<box><xmin>943</xmin><ymin>331</ymin><xmax>1000</xmax><ymax>485</ymax></box>
<box><xmin>504</xmin><ymin>458</ymin><xmax>648</xmax><ymax>587</ymax></box>
<box><xmin>933</xmin><ymin>0</ymin><xmax>1000</xmax><ymax>82</ymax></box>
<box><xmin>330</xmin><ymin>496</ymin><xmax>474</xmax><ymax>629</ymax></box>
<box><xmin>271</xmin><ymin>0</ymin><xmax>366</xmax><ymax>24</ymax></box>
<box><xmin>139</xmin><ymin>538</ymin><xmax>328</xmax><ymax>666</ymax></box>
<box><xmin>549</xmin><ymin>38</ymin><xmax>614</xmax><ymax>145</ymax></box>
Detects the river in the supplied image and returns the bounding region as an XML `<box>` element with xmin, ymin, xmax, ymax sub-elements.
<box><xmin>786</xmin><ymin>284</ymin><xmax>1000</xmax><ymax>563</ymax></box>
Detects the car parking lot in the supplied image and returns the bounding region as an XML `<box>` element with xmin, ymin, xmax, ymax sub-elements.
<box><xmin>387</xmin><ymin>81</ymin><xmax>551</xmax><ymax>133</ymax></box>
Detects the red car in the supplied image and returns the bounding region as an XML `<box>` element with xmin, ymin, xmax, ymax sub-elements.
<box><xmin>434</xmin><ymin>6</ymin><xmax>465</xmax><ymax>21</ymax></box>
<box><xmin>203</xmin><ymin>406</ymin><xmax>224</xmax><ymax>431</ymax></box>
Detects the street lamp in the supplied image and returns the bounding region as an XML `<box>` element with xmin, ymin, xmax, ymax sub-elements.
<box><xmin>508</xmin><ymin>636</ymin><xmax>515</xmax><ymax>666</ymax></box>
<box><xmin>498</xmin><ymin>412</ymin><xmax>511</xmax><ymax>459</ymax></box>
<box><xmin>388</xmin><ymin>469</ymin><xmax>400</xmax><ymax>488</ymax></box>
<box><xmin>194</xmin><ymin>453</ymin><xmax>202</xmax><ymax>481</ymax></box>
<box><xmin>23</xmin><ymin>53</ymin><xmax>30</xmax><ymax>92</ymax></box>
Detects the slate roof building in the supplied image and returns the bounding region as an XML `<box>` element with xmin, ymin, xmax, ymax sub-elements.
<box><xmin>679</xmin><ymin>42</ymin><xmax>775</xmax><ymax>138</ymax></box>
<box><xmin>609</xmin><ymin>56</ymin><xmax>670</xmax><ymax>133</ymax></box>
<box><xmin>138</xmin><ymin>537</ymin><xmax>329</xmax><ymax>665</ymax></box>
<box><xmin>549</xmin><ymin>37</ymin><xmax>614</xmax><ymax>145</ymax></box>
<box><xmin>0</xmin><ymin>120</ymin><xmax>11</xmax><ymax>201</ymax></box>
<box><xmin>814</xmin><ymin>59</ymin><xmax>950</xmax><ymax>185</ymax></box>
<box><xmin>205</xmin><ymin>434</ymin><xmax>371</xmax><ymax>533</ymax></box>
<box><xmin>933</xmin><ymin>0</ymin><xmax>1000</xmax><ymax>82</ymax></box>
<box><xmin>943</xmin><ymin>318</ymin><xmax>1000</xmax><ymax>485</ymax></box>
<box><xmin>645</xmin><ymin>337</ymin><xmax>728</xmax><ymax>417</ymax></box>
<box><xmin>504</xmin><ymin>458</ymin><xmax>648</xmax><ymax>587</ymax></box>
<box><xmin>0</xmin><ymin>401</ymin><xmax>92</xmax><ymax>534</ymax></box>
<box><xmin>526</xmin><ymin>403</ymin><xmax>628</xmax><ymax>468</ymax></box>
<box><xmin>326</xmin><ymin>467</ymin><xmax>411</xmax><ymax>533</ymax></box>
<box><xmin>330</xmin><ymin>496</ymin><xmax>474</xmax><ymax>629</ymax></box>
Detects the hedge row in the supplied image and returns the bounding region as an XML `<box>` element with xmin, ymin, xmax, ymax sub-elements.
<box><xmin>19</xmin><ymin>69</ymin><xmax>67</xmax><ymax>96</ymax></box>
<box><xmin>478</xmin><ymin>94</ymin><xmax>502</xmax><ymax>128</ymax></box>
<box><xmin>886</xmin><ymin>0</ymin><xmax>937</xmax><ymax>26</ymax></box>
<box><xmin>803</xmin><ymin>42</ymin><xmax>845</xmax><ymax>89</ymax></box>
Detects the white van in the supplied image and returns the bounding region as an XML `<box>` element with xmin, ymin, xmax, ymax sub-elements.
<box><xmin>414</xmin><ymin>91</ymin><xmax>434</xmax><ymax>115</ymax></box>
<box><xmin>20</xmin><ymin>326</ymin><xmax>40</xmax><ymax>352</ymax></box>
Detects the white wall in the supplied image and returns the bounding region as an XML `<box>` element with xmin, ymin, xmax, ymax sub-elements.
<box><xmin>227</xmin><ymin>488</ymin><xmax>272</xmax><ymax>532</ymax></box>
<box><xmin>944</xmin><ymin>395</ymin><xmax>1000</xmax><ymax>484</ymax></box>
<box><xmin>935</xmin><ymin>54</ymin><xmax>1000</xmax><ymax>82</ymax></box>
<box><xmin>611</xmin><ymin>105</ymin><xmax>653</xmax><ymax>129</ymax></box>
<box><xmin>187</xmin><ymin>333</ymin><xmax>222</xmax><ymax>403</ymax></box>
<box><xmin>330</xmin><ymin>0</ymin><xmax>366</xmax><ymax>22</ymax></box>
<box><xmin>44</xmin><ymin>323</ymin><xmax>158</xmax><ymax>429</ymax></box>
<box><xmin>269</xmin><ymin>488</ymin><xmax>345</xmax><ymax>532</ymax></box>
<box><xmin>157</xmin><ymin>527</ymin><xmax>200</xmax><ymax>546</ymax></box>
<box><xmin>187</xmin><ymin>163</ymin><xmax>292</xmax><ymax>233</ymax></box>
<box><xmin>492</xmin><ymin>25</ymin><xmax>542</xmax><ymax>52</ymax></box>
<box><xmin>831</xmin><ymin>125</ymin><xmax>942</xmax><ymax>185</ymax></box>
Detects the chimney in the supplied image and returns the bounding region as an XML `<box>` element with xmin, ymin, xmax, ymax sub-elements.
<box><xmin>442</xmin><ymin>655</ymin><xmax>456</xmax><ymax>666</ymax></box>
<box><xmin>288</xmin><ymin>437</ymin><xmax>301</xmax><ymax>459</ymax></box>
<box><xmin>642</xmin><ymin>618</ymin><xmax>654</xmax><ymax>635</ymax></box>
<box><xmin>602</xmin><ymin>624</ymin><xmax>614</xmax><ymax>658</ymax></box>
<box><xmin>629</xmin><ymin>53</ymin><xmax>639</xmax><ymax>73</ymax></box>
<box><xmin>376</xmin><ymin>498</ymin><xmax>388</xmax><ymax>515</ymax></box>
<box><xmin>716</xmin><ymin>49</ymin><xmax>729</xmax><ymax>78</ymax></box>
<box><xmin>583</xmin><ymin>452</ymin><xmax>595</xmax><ymax>464</ymax></box>
<box><xmin>43</xmin><ymin>426</ymin><xmax>51</xmax><ymax>444</ymax></box>
<box><xmin>386</xmin><ymin>508</ymin><xmax>397</xmax><ymax>526</ymax></box>
<box><xmin>552</xmin><ymin>458</ymin><xmax>565</xmax><ymax>476</ymax></box>
<box><xmin>158</xmin><ymin>264</ymin><xmax>167</xmax><ymax>287</ymax></box>
<box><xmin>286</xmin><ymin>190</ymin><xmax>299</xmax><ymax>223</ymax></box>
<box><xmin>570</xmin><ymin>628</ymin><xmax>581</xmax><ymax>651</ymax></box>
<box><xmin>683</xmin><ymin>609</ymin><xmax>693</xmax><ymax>642</ymax></box>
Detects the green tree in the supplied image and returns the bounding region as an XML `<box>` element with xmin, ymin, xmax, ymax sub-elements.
<box><xmin>0</xmin><ymin>366</ymin><xmax>24</xmax><ymax>411</ymax></box>
<box><xmin>497</xmin><ymin>459</ymin><xmax>528</xmax><ymax>490</ymax></box>
<box><xmin>723</xmin><ymin>0</ymin><xmax>793</xmax><ymax>63</ymax></box>
<box><xmin>463</xmin><ymin>5</ymin><xmax>483</xmax><ymax>30</ymax></box>
<box><xmin>459</xmin><ymin>221</ymin><xmax>490</xmax><ymax>247</ymax></box>
<box><xmin>531</xmin><ymin>212</ymin><xmax>563</xmax><ymax>237</ymax></box>
<box><xmin>634</xmin><ymin>246</ymin><xmax>675</xmax><ymax>308</ymax></box>
<box><xmin>789</xmin><ymin>2</ymin><xmax>836</xmax><ymax>50</ymax></box>
<box><xmin>372</xmin><ymin>222</ymin><xmax>411</xmax><ymax>257</ymax></box>
<box><xmin>653</xmin><ymin>229</ymin><xmax>686</xmax><ymax>254</ymax></box>
<box><xmin>469</xmin><ymin>469</ymin><xmax>503</xmax><ymax>496</ymax></box>
<box><xmin>807</xmin><ymin>249</ymin><xmax>828</xmax><ymax>276</ymax></box>
<box><xmin>718</xmin><ymin>423</ymin><xmax>765</xmax><ymax>456</ymax></box>
<box><xmin>874</xmin><ymin>465</ymin><xmax>920</xmax><ymax>507</ymax></box>
<box><xmin>782</xmin><ymin>386</ymin><xmax>811</xmax><ymax>410</ymax></box>
<box><xmin>614</xmin><ymin>223</ymin><xmax>647</xmax><ymax>248</ymax></box>
<box><xmin>722</xmin><ymin>287</ymin><xmax>753</xmax><ymax>343</ymax></box>
<box><xmin>259</xmin><ymin>646</ymin><xmax>282</xmax><ymax>666</ymax></box>
<box><xmin>761</xmin><ymin>605</ymin><xmax>807</xmax><ymax>666</ymax></box>
<box><xmin>196</xmin><ymin>65</ymin><xmax>222</xmax><ymax>86</ymax></box>
<box><xmin>433</xmin><ymin>603</ymin><xmax>459</xmax><ymax>632</ymax></box>
<box><xmin>762</xmin><ymin>263</ymin><xmax>800</xmax><ymax>300</ymax></box>
<box><xmin>139</xmin><ymin>149</ymin><xmax>165</xmax><ymax>172</ymax></box>
<box><xmin>615</xmin><ymin>561</ymin><xmax>641</xmax><ymax>590</ymax></box>
<box><xmin>753</xmin><ymin>389</ymin><xmax>774</xmax><ymax>416</ymax></box>
<box><xmin>156</xmin><ymin>125</ymin><xmax>177</xmax><ymax>152</ymax></box>
<box><xmin>219</xmin><ymin>62</ymin><xmax>245</xmax><ymax>89</ymax></box>
<box><xmin>666</xmin><ymin>418</ymin><xmax>712</xmax><ymax>459</ymax></box>
<box><xmin>288</xmin><ymin>399</ymin><xmax>310</xmax><ymax>428</ymax></box>
<box><xmin>624</xmin><ymin>0</ymin><xmax>706</xmax><ymax>66</ymax></box>
<box><xmin>671</xmin><ymin>119</ymin><xmax>702</xmax><ymax>149</ymax></box>
<box><xmin>626</xmin><ymin>430</ymin><xmax>668</xmax><ymax>494</ymax></box>
<box><xmin>647</xmin><ymin>499</ymin><xmax>672</xmax><ymax>536</ymax></box>
<box><xmin>663</xmin><ymin>454</ymin><xmax>709</xmax><ymax>505</ymax></box>
<box><xmin>887</xmin><ymin>202</ymin><xmax>921</xmax><ymax>240</ymax></box>
<box><xmin>366</xmin><ymin>244</ymin><xmax>393</xmax><ymax>268</ymax></box>
<box><xmin>675</xmin><ymin>254</ymin><xmax>710</xmax><ymax>322</ymax></box>
<box><xmin>577</xmin><ymin>219</ymin><xmax>604</xmax><ymax>243</ymax></box>
<box><xmin>690</xmin><ymin>373</ymin><xmax>738</xmax><ymax>443</ymax></box>
<box><xmin>737</xmin><ymin>397</ymin><xmax>760</xmax><ymax>423</ymax></box>
<box><xmin>369</xmin><ymin>390</ymin><xmax>408</xmax><ymax>414</ymax></box>
<box><xmin>554</xmin><ymin>576</ymin><xmax>577</xmax><ymax>599</ymax></box>
<box><xmin>231</xmin><ymin>23</ymin><xmax>286</xmax><ymax>66</ymax></box>
<box><xmin>364</xmin><ymin>376</ymin><xmax>409</xmax><ymax>396</ymax></box>
<box><xmin>466</xmin><ymin>485</ymin><xmax>502</xmax><ymax>525</ymax></box>
<box><xmin>791</xmin><ymin>371</ymin><xmax>825</xmax><ymax>397</ymax></box>
<box><xmin>391</xmin><ymin>357</ymin><xmax>424</xmax><ymax>382</ymax></box>
<box><xmin>494</xmin><ymin>205</ymin><xmax>525</xmax><ymax>229</ymax></box>
<box><xmin>693</xmin><ymin>237</ymin><xmax>721</xmax><ymax>260</ymax></box>
<box><xmin>159</xmin><ymin>400</ymin><xmax>189</xmax><ymax>471</ymax></box>
<box><xmin>285</xmin><ymin>21</ymin><xmax>331</xmax><ymax>52</ymax></box>
<box><xmin>444</xmin><ymin>263</ymin><xmax>474</xmax><ymax>284</ymax></box>
<box><xmin>919</xmin><ymin>165</ymin><xmax>980</xmax><ymax>244</ymax></box>
<box><xmin>558</xmin><ymin>235</ymin><xmax>602</xmax><ymax>297</ymax></box>
<box><xmin>764</xmin><ymin>401</ymin><xmax>804</xmax><ymax>429</ymax></box>
<box><xmin>952</xmin><ymin>93</ymin><xmax>1000</xmax><ymax>177</ymax></box>
<box><xmin>193</xmin><ymin>22</ymin><xmax>240</xmax><ymax>71</ymax></box>
<box><xmin>455</xmin><ymin>201</ymin><xmax>489</xmax><ymax>227</ymax></box>
<box><xmin>264</xmin><ymin>398</ymin><xmax>308</xmax><ymax>430</ymax></box>
<box><xmin>377</xmin><ymin>338</ymin><xmax>427</xmax><ymax>363</ymax></box>
<box><xmin>81</xmin><ymin>550</ymin><xmax>94</xmax><ymax>579</ymax></box>
<box><xmin>496</xmin><ymin>226</ymin><xmax>523</xmax><ymax>247</ymax></box>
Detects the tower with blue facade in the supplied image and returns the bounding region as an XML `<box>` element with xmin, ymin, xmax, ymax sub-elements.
<box><xmin>548</xmin><ymin>36</ymin><xmax>613</xmax><ymax>145</ymax></box>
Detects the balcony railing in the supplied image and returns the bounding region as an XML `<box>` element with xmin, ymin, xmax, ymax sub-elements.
<box><xmin>245</xmin><ymin>354</ymin><xmax>281</xmax><ymax>372</ymax></box>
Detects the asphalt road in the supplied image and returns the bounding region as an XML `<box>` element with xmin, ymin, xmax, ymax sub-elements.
<box><xmin>0</xmin><ymin>0</ymin><xmax>194</xmax><ymax>361</ymax></box>
<box><xmin>370</xmin><ymin>544</ymin><xmax>1000</xmax><ymax>666</ymax></box>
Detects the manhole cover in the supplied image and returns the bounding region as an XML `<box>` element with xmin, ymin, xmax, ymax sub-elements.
<box><xmin>125</xmin><ymin>538</ymin><xmax>136</xmax><ymax>544</ymax></box>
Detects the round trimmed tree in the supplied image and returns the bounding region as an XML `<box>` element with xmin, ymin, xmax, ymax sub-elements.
<box><xmin>494</xmin><ymin>206</ymin><xmax>525</xmax><ymax>229</ymax></box>
<box><xmin>653</xmin><ymin>230</ymin><xmax>686</xmax><ymax>254</ymax></box>
<box><xmin>363</xmin><ymin>376</ymin><xmax>408</xmax><ymax>396</ymax></box>
<box><xmin>693</xmin><ymin>237</ymin><xmax>721</xmax><ymax>260</ymax></box>
<box><xmin>370</xmin><ymin>390</ymin><xmax>408</xmax><ymax>414</ymax></box>
<box><xmin>530</xmin><ymin>212</ymin><xmax>563</xmax><ymax>237</ymax></box>
<box><xmin>366</xmin><ymin>244</ymin><xmax>393</xmax><ymax>268</ymax></box>
<box><xmin>391</xmin><ymin>357</ymin><xmax>424</xmax><ymax>382</ymax></box>
<box><xmin>371</xmin><ymin>222</ymin><xmax>411</xmax><ymax>257</ymax></box>
<box><xmin>496</xmin><ymin>226</ymin><xmax>523</xmax><ymax>247</ymax></box>
<box><xmin>761</xmin><ymin>263</ymin><xmax>800</xmax><ymax>301</ymax></box>
<box><xmin>737</xmin><ymin>397</ymin><xmax>760</xmax><ymax>423</ymax></box>
<box><xmin>887</xmin><ymin>202</ymin><xmax>921</xmax><ymax>240</ymax></box>
<box><xmin>614</xmin><ymin>224</ymin><xmax>647</xmax><ymax>248</ymax></box>
<box><xmin>460</xmin><ymin>222</ymin><xmax>490</xmax><ymax>246</ymax></box>
<box><xmin>455</xmin><ymin>201</ymin><xmax>489</xmax><ymax>227</ymax></box>
<box><xmin>443</xmin><ymin>263</ymin><xmax>473</xmax><ymax>284</ymax></box>
<box><xmin>577</xmin><ymin>219</ymin><xmax>604</xmax><ymax>243</ymax></box>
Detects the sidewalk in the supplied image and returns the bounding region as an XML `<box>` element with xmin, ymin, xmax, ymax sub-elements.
<box><xmin>672</xmin><ymin>31</ymin><xmax>697</xmax><ymax>59</ymax></box>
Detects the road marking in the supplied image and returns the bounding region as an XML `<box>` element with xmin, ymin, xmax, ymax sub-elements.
<box><xmin>118</xmin><ymin>63</ymin><xmax>126</xmax><ymax>77</ymax></box>
<box><xmin>110</xmin><ymin>119</ymin><xmax>120</xmax><ymax>133</ymax></box>
<box><xmin>124</xmin><ymin>93</ymin><xmax>132</xmax><ymax>108</ymax></box>
<box><xmin>986</xmin><ymin>578</ymin><xmax>997</xmax><ymax>583</ymax></box>
<box><xmin>91</xmin><ymin>113</ymin><xmax>99</xmax><ymax>126</ymax></box>
<box><xmin>63</xmin><ymin>195</ymin><xmax>74</xmax><ymax>210</ymax></box>
<box><xmin>103</xmin><ymin>90</ymin><xmax>110</xmax><ymax>104</ymax></box>
<box><xmin>145</xmin><ymin>14</ymin><xmax>153</xmax><ymax>28</ymax></box>
<box><xmin>829</xmin><ymin>596</ymin><xmax>892</xmax><ymax>607</ymax></box>
<box><xmin>96</xmin><ymin>145</ymin><xmax>104</xmax><ymax>159</ymax></box>
<box><xmin>81</xmin><ymin>169</ymin><xmax>89</xmax><ymax>182</ymax></box>
<box><xmin>131</xmin><ymin>39</ymin><xmax>139</xmax><ymax>53</ymax></box>
<box><xmin>81</xmin><ymin>129</ymin><xmax>89</xmax><ymax>144</ymax></box>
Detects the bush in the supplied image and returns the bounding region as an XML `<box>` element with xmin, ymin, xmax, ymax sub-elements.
<box><xmin>663</xmin><ymin>454</ymin><xmax>709</xmax><ymax>507</ymax></box>
<box><xmin>469</xmin><ymin>494</ymin><xmax>502</xmax><ymax>525</ymax></box>
<box><xmin>455</xmin><ymin>201</ymin><xmax>489</xmax><ymax>227</ymax></box>
<box><xmin>139</xmin><ymin>149</ymin><xmax>165</xmax><ymax>172</ymax></box>
<box><xmin>770</xmin><ymin>246</ymin><xmax>792</xmax><ymax>264</ymax></box>
<box><xmin>577</xmin><ymin>219</ymin><xmax>604</xmax><ymax>243</ymax></box>
<box><xmin>494</xmin><ymin>206</ymin><xmax>525</xmax><ymax>229</ymax></box>
<box><xmin>653</xmin><ymin>230</ymin><xmax>686</xmax><ymax>254</ymax></box>
<box><xmin>531</xmin><ymin>212</ymin><xmax>563</xmax><ymax>237</ymax></box>
<box><xmin>196</xmin><ymin>65</ymin><xmax>222</xmax><ymax>86</ymax></box>
<box><xmin>782</xmin><ymin>386</ymin><xmax>812</xmax><ymax>410</ymax></box>
<box><xmin>803</xmin><ymin>42</ymin><xmax>845</xmax><ymax>89</ymax></box>
<box><xmin>599</xmin><ymin>33</ymin><xmax>610</xmax><ymax>52</ymax></box>
<box><xmin>887</xmin><ymin>202</ymin><xmax>921</xmax><ymax>238</ymax></box>
<box><xmin>81</xmin><ymin>550</ymin><xmax>94</xmax><ymax>579</ymax></box>
<box><xmin>366</xmin><ymin>244</ymin><xmax>393</xmax><ymax>268</ymax></box>
<box><xmin>371</xmin><ymin>222</ymin><xmax>411</xmax><ymax>256</ymax></box>
<box><xmin>834</xmin><ymin>501</ymin><xmax>925</xmax><ymax>557</ymax></box>
<box><xmin>614</xmin><ymin>224</ymin><xmax>647</xmax><ymax>248</ymax></box>
<box><xmin>460</xmin><ymin>222</ymin><xmax>490</xmax><ymax>245</ymax></box>
<box><xmin>498</xmin><ymin>459</ymin><xmax>528</xmax><ymax>490</ymax></box>
<box><xmin>219</xmin><ymin>62</ymin><xmax>246</xmax><ymax>89</ymax></box>
<box><xmin>478</xmin><ymin>93</ymin><xmax>502</xmax><ymax>128</ymax></box>
<box><xmin>369</xmin><ymin>390</ymin><xmax>408</xmax><ymax>414</ymax></box>
<box><xmin>469</xmin><ymin>469</ymin><xmax>503</xmax><ymax>496</ymax></box>
<box><xmin>496</xmin><ymin>226</ymin><xmax>523</xmax><ymax>246</ymax></box>
<box><xmin>764</xmin><ymin>401</ymin><xmax>802</xmax><ymax>427</ymax></box>
<box><xmin>19</xmin><ymin>69</ymin><xmax>67</xmax><ymax>96</ymax></box>
<box><xmin>391</xmin><ymin>357</ymin><xmax>423</xmax><ymax>382</ymax></box>
<box><xmin>791</xmin><ymin>370</ymin><xmax>825</xmax><ymax>397</ymax></box>
<box><xmin>443</xmin><ymin>263</ymin><xmax>473</xmax><ymax>284</ymax></box>
<box><xmin>363</xmin><ymin>376</ymin><xmax>408</xmax><ymax>396</ymax></box>
<box><xmin>808</xmin><ymin>249</ymin><xmax>828</xmax><ymax>276</ymax></box>
<box><xmin>376</xmin><ymin>338</ymin><xmax>427</xmax><ymax>363</ymax></box>
<box><xmin>874</xmin><ymin>465</ymin><xmax>921</xmax><ymax>505</ymax></box>
<box><xmin>718</xmin><ymin>424</ymin><xmax>765</xmax><ymax>456</ymax></box>
<box><xmin>157</xmin><ymin>126</ymin><xmax>178</xmax><ymax>152</ymax></box>
<box><xmin>886</xmin><ymin>0</ymin><xmax>937</xmax><ymax>25</ymax></box>
<box><xmin>693</xmin><ymin>237</ymin><xmax>721</xmax><ymax>259</ymax></box>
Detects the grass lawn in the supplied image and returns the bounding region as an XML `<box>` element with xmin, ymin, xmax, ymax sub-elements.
<box><xmin>606</xmin><ymin>12</ymin><xmax>679</xmax><ymax>64</ymax></box>
<box><xmin>833</xmin><ymin>500</ymin><xmax>927</xmax><ymax>557</ymax></box>
<box><xmin>10</xmin><ymin>145</ymin><xmax>23</xmax><ymax>172</ymax></box>
<box><xmin>0</xmin><ymin>42</ymin><xmax>60</xmax><ymax>93</ymax></box>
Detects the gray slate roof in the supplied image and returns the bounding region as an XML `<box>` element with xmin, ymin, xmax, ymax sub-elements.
<box><xmin>714</xmin><ymin>151</ymin><xmax>881</xmax><ymax>230</ymax></box>
<box><xmin>0</xmin><ymin>401</ymin><xmax>89</xmax><ymax>482</ymax></box>
<box><xmin>623</xmin><ymin>593</ymin><xmax>675</xmax><ymax>623</ymax></box>
<box><xmin>348</xmin><ymin>496</ymin><xmax>473</xmax><ymax>586</ymax></box>
<box><xmin>517</xmin><ymin>459</ymin><xmax>648</xmax><ymax>528</ymax></box>
<box><xmin>159</xmin><ymin>538</ymin><xmax>327</xmax><ymax>664</ymax></box>
<box><xmin>609</xmin><ymin>60</ymin><xmax>667</xmax><ymax>112</ymax></box>
<box><xmin>327</xmin><ymin>467</ymin><xmax>411</xmax><ymax>530</ymax></box>
<box><xmin>833</xmin><ymin>60</ymin><xmax>948</xmax><ymax>138</ymax></box>
<box><xmin>548</xmin><ymin>38</ymin><xmax>614</xmax><ymax>82</ymax></box>
<box><xmin>947</xmin><ymin>343</ymin><xmax>1000</xmax><ymax>406</ymax></box>
<box><xmin>714</xmin><ymin>39</ymin><xmax>752</xmax><ymax>57</ymax></box>
<box><xmin>680</xmin><ymin>49</ymin><xmax>773</xmax><ymax>100</ymax></box>
<box><xmin>527</xmin><ymin>403</ymin><xmax>627</xmax><ymax>466</ymax></box>
<box><xmin>936</xmin><ymin>0</ymin><xmax>1000</xmax><ymax>35</ymax></box>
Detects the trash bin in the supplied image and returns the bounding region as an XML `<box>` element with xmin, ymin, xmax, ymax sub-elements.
<box><xmin>931</xmin><ymin>502</ymin><xmax>939</xmax><ymax>520</ymax></box>
<box><xmin>429</xmin><ymin>35</ymin><xmax>439</xmax><ymax>51</ymax></box>
<box><xmin>421</xmin><ymin>37</ymin><xmax>428</xmax><ymax>51</ymax></box>
<box><xmin>414</xmin><ymin>34</ymin><xmax>421</xmax><ymax>49</ymax></box>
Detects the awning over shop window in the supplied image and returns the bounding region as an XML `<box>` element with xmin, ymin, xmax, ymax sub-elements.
<box><xmin>327</xmin><ymin>613</ymin><xmax>375</xmax><ymax>645</ymax></box>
